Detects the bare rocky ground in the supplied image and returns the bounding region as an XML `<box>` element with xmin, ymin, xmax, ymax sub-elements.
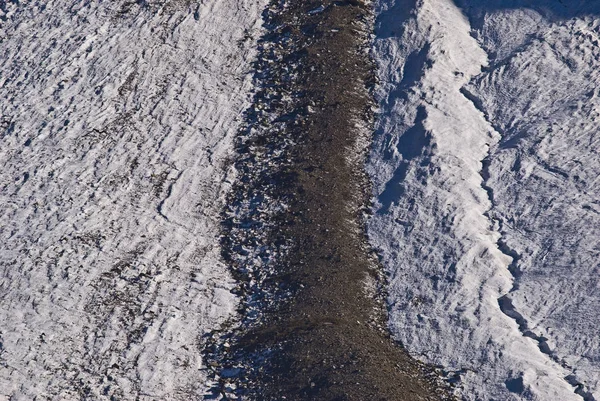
<box><xmin>202</xmin><ymin>1</ymin><xmax>453</xmax><ymax>399</ymax></box>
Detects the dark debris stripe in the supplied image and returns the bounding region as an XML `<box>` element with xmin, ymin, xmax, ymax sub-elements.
<box><xmin>202</xmin><ymin>1</ymin><xmax>454</xmax><ymax>400</ymax></box>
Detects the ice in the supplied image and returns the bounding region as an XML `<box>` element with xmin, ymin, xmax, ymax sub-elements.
<box><xmin>0</xmin><ymin>0</ymin><xmax>266</xmax><ymax>399</ymax></box>
<box><xmin>370</xmin><ymin>0</ymin><xmax>600</xmax><ymax>399</ymax></box>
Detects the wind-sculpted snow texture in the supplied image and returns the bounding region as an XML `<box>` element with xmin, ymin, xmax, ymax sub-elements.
<box><xmin>0</xmin><ymin>0</ymin><xmax>265</xmax><ymax>399</ymax></box>
<box><xmin>370</xmin><ymin>0</ymin><xmax>600</xmax><ymax>400</ymax></box>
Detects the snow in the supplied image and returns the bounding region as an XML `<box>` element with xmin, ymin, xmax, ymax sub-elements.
<box><xmin>370</xmin><ymin>0</ymin><xmax>600</xmax><ymax>399</ymax></box>
<box><xmin>4</xmin><ymin>0</ymin><xmax>599</xmax><ymax>399</ymax></box>
<box><xmin>0</xmin><ymin>0</ymin><xmax>266</xmax><ymax>399</ymax></box>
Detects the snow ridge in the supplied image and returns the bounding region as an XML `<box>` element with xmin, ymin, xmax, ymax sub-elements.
<box><xmin>481</xmin><ymin>120</ymin><xmax>593</xmax><ymax>401</ymax></box>
<box><xmin>459</xmin><ymin>3</ymin><xmax>600</xmax><ymax>399</ymax></box>
<box><xmin>467</xmin><ymin>89</ymin><xmax>596</xmax><ymax>401</ymax></box>
<box><xmin>370</xmin><ymin>0</ymin><xmax>593</xmax><ymax>399</ymax></box>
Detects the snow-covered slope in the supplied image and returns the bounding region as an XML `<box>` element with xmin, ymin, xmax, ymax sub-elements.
<box><xmin>370</xmin><ymin>0</ymin><xmax>600</xmax><ymax>399</ymax></box>
<box><xmin>0</xmin><ymin>1</ymin><xmax>265</xmax><ymax>399</ymax></box>
<box><xmin>464</xmin><ymin>3</ymin><xmax>600</xmax><ymax>399</ymax></box>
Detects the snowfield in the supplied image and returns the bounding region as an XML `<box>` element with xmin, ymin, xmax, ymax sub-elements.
<box><xmin>0</xmin><ymin>0</ymin><xmax>265</xmax><ymax>399</ymax></box>
<box><xmin>370</xmin><ymin>0</ymin><xmax>600</xmax><ymax>400</ymax></box>
<box><xmin>3</xmin><ymin>0</ymin><xmax>600</xmax><ymax>399</ymax></box>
